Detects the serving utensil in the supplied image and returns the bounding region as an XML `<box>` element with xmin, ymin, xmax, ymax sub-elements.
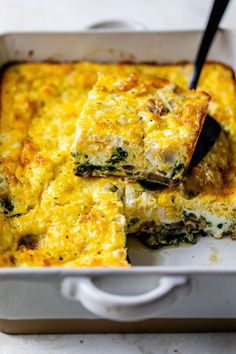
<box><xmin>139</xmin><ymin>0</ymin><xmax>230</xmax><ymax>191</ymax></box>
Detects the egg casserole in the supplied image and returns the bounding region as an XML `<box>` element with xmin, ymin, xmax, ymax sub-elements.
<box><xmin>0</xmin><ymin>62</ymin><xmax>235</xmax><ymax>266</ymax></box>
<box><xmin>73</xmin><ymin>72</ymin><xmax>210</xmax><ymax>184</ymax></box>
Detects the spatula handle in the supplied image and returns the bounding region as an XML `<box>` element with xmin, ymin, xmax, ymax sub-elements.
<box><xmin>189</xmin><ymin>0</ymin><xmax>230</xmax><ymax>89</ymax></box>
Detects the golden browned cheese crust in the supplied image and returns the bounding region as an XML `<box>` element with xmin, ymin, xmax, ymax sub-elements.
<box><xmin>0</xmin><ymin>63</ymin><xmax>128</xmax><ymax>267</ymax></box>
<box><xmin>73</xmin><ymin>72</ymin><xmax>209</xmax><ymax>183</ymax></box>
<box><xmin>0</xmin><ymin>62</ymin><xmax>235</xmax><ymax>265</ymax></box>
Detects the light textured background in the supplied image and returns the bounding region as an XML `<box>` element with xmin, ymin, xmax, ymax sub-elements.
<box><xmin>0</xmin><ymin>0</ymin><xmax>236</xmax><ymax>353</ymax></box>
<box><xmin>0</xmin><ymin>0</ymin><xmax>235</xmax><ymax>32</ymax></box>
<box><xmin>1</xmin><ymin>332</ymin><xmax>236</xmax><ymax>354</ymax></box>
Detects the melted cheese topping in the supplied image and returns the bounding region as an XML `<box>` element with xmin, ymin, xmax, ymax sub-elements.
<box><xmin>0</xmin><ymin>62</ymin><xmax>235</xmax><ymax>266</ymax></box>
<box><xmin>73</xmin><ymin>72</ymin><xmax>209</xmax><ymax>183</ymax></box>
<box><xmin>0</xmin><ymin>63</ymin><xmax>127</xmax><ymax>267</ymax></box>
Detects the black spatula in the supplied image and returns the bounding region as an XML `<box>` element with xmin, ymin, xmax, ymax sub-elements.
<box><xmin>187</xmin><ymin>0</ymin><xmax>230</xmax><ymax>171</ymax></box>
<box><xmin>139</xmin><ymin>0</ymin><xmax>230</xmax><ymax>191</ymax></box>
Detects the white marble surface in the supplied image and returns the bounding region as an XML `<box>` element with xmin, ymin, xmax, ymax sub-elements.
<box><xmin>0</xmin><ymin>0</ymin><xmax>236</xmax><ymax>352</ymax></box>
<box><xmin>1</xmin><ymin>332</ymin><xmax>236</xmax><ymax>354</ymax></box>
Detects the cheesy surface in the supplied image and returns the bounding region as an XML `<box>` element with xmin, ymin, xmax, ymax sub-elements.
<box><xmin>0</xmin><ymin>62</ymin><xmax>235</xmax><ymax>266</ymax></box>
<box><xmin>73</xmin><ymin>72</ymin><xmax>209</xmax><ymax>184</ymax></box>
<box><xmin>0</xmin><ymin>63</ymin><xmax>128</xmax><ymax>267</ymax></box>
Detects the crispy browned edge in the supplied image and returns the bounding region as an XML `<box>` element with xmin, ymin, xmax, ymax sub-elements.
<box><xmin>182</xmin><ymin>90</ymin><xmax>211</xmax><ymax>179</ymax></box>
<box><xmin>0</xmin><ymin>60</ymin><xmax>234</xmax><ymax>111</ymax></box>
<box><xmin>1</xmin><ymin>59</ymin><xmax>235</xmax><ymax>81</ymax></box>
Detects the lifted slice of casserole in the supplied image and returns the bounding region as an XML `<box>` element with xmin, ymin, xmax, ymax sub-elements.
<box><xmin>73</xmin><ymin>73</ymin><xmax>210</xmax><ymax>184</ymax></box>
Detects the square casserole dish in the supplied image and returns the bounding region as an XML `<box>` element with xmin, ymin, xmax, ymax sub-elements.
<box><xmin>0</xmin><ymin>28</ymin><xmax>236</xmax><ymax>333</ymax></box>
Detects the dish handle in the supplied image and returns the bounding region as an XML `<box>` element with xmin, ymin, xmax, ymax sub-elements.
<box><xmin>61</xmin><ymin>275</ymin><xmax>188</xmax><ymax>321</ymax></box>
<box><xmin>85</xmin><ymin>19</ymin><xmax>148</xmax><ymax>31</ymax></box>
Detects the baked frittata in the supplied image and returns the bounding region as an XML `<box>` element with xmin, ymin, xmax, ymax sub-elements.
<box><xmin>73</xmin><ymin>72</ymin><xmax>210</xmax><ymax>184</ymax></box>
<box><xmin>0</xmin><ymin>62</ymin><xmax>235</xmax><ymax>266</ymax></box>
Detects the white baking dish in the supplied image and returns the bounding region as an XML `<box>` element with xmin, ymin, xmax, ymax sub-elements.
<box><xmin>0</xmin><ymin>28</ymin><xmax>236</xmax><ymax>333</ymax></box>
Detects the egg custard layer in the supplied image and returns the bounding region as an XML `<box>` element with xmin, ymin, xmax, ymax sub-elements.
<box><xmin>73</xmin><ymin>72</ymin><xmax>209</xmax><ymax>184</ymax></box>
<box><xmin>0</xmin><ymin>62</ymin><xmax>235</xmax><ymax>266</ymax></box>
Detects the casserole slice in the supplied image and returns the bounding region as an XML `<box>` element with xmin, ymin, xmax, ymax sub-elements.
<box><xmin>73</xmin><ymin>72</ymin><xmax>210</xmax><ymax>184</ymax></box>
<box><xmin>0</xmin><ymin>163</ymin><xmax>128</xmax><ymax>267</ymax></box>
